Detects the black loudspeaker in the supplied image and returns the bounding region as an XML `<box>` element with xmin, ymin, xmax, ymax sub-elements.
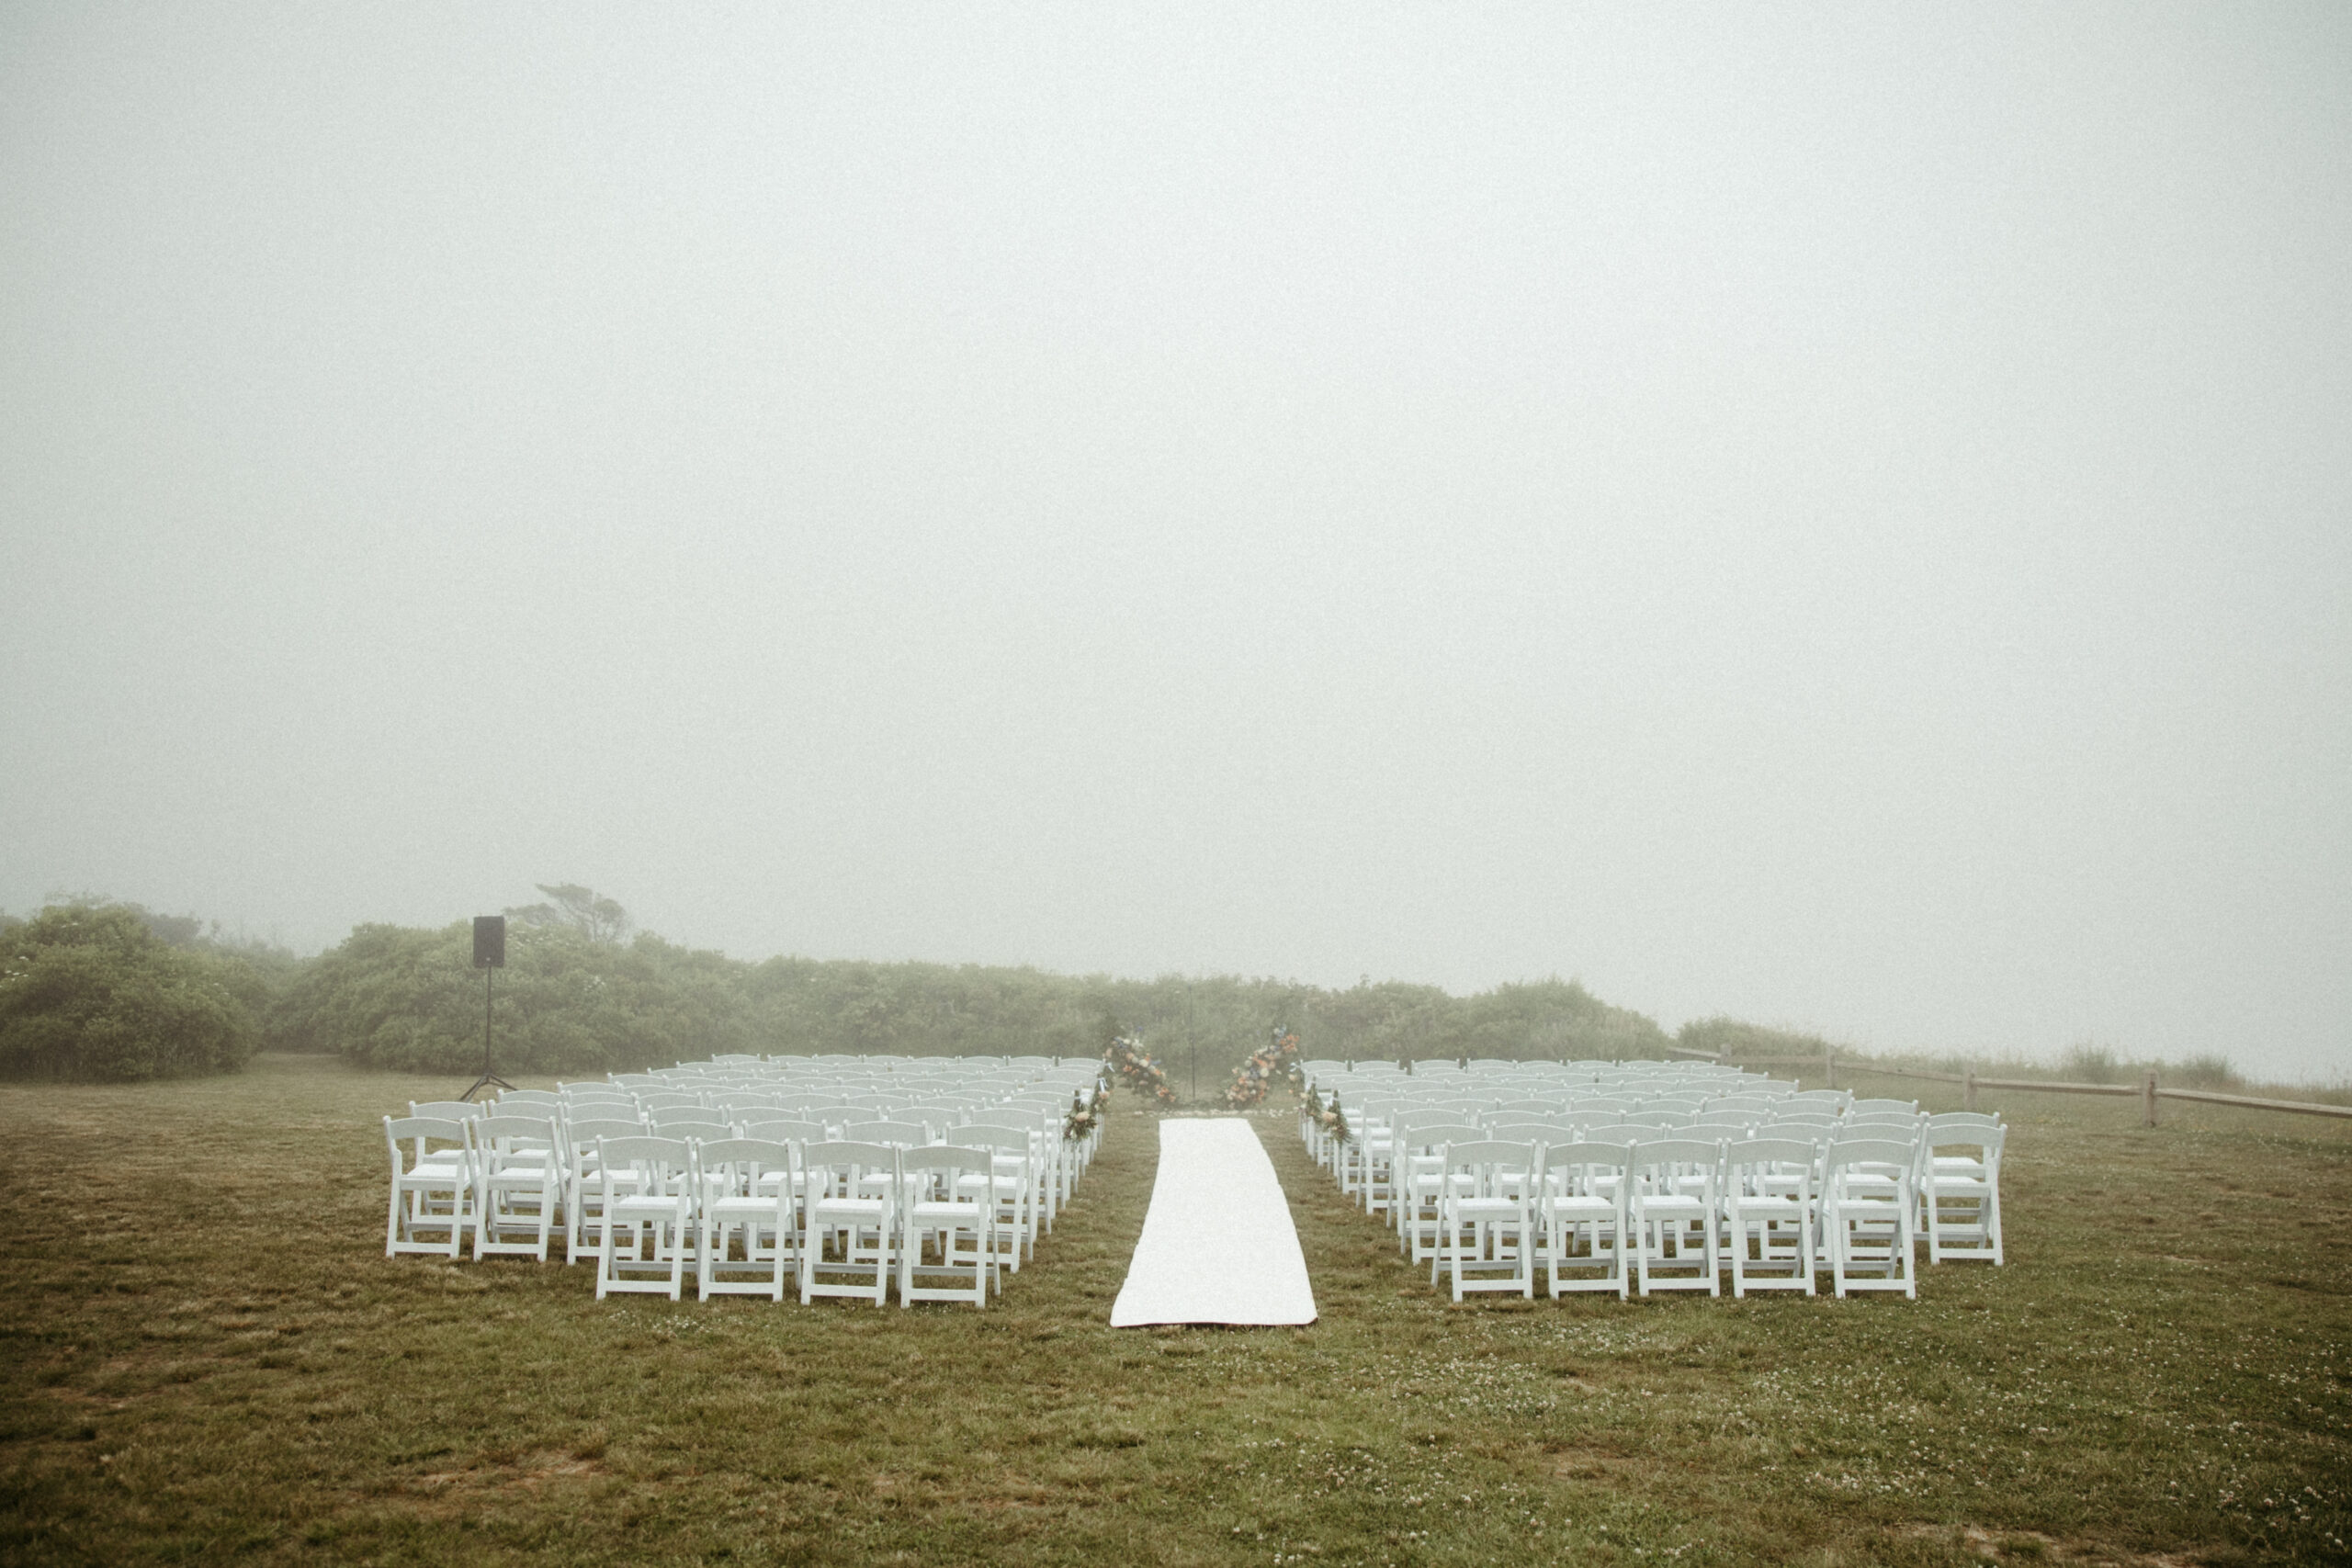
<box><xmin>473</xmin><ymin>915</ymin><xmax>506</xmax><ymax>969</ymax></box>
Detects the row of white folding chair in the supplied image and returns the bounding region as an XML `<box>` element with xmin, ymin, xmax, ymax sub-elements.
<box><xmin>391</xmin><ymin>1103</ymin><xmax>1070</xmax><ymax>1270</ymax></box>
<box><xmin>387</xmin><ymin>1106</ymin><xmax>570</xmax><ymax>1262</ymax></box>
<box><xmin>591</xmin><ymin>1135</ymin><xmax>1023</xmax><ymax>1306</ymax></box>
<box><xmin>1387</xmin><ymin>1126</ymin><xmax>2001</xmax><ymax>1303</ymax></box>
<box><xmin>1414</xmin><ymin>1136</ymin><xmax>1926</xmax><ymax>1302</ymax></box>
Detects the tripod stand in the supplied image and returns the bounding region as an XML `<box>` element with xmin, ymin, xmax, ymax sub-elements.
<box><xmin>462</xmin><ymin>963</ymin><xmax>514</xmax><ymax>1102</ymax></box>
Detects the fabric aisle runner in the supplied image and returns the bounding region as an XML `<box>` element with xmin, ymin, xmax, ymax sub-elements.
<box><xmin>1109</xmin><ymin>1118</ymin><xmax>1317</xmax><ymax>1326</ymax></box>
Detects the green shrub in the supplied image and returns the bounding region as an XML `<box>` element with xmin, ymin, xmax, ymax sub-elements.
<box><xmin>0</xmin><ymin>905</ymin><xmax>258</xmax><ymax>1080</ymax></box>
<box><xmin>271</xmin><ymin>921</ymin><xmax>763</xmax><ymax>1074</ymax></box>
<box><xmin>1677</xmin><ymin>1015</ymin><xmax>1834</xmax><ymax>1062</ymax></box>
<box><xmin>2166</xmin><ymin>1053</ymin><xmax>2244</xmax><ymax>1090</ymax></box>
<box><xmin>2059</xmin><ymin>1041</ymin><xmax>2122</xmax><ymax>1083</ymax></box>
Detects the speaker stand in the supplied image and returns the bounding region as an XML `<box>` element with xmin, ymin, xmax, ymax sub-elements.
<box><xmin>462</xmin><ymin>965</ymin><xmax>514</xmax><ymax>1101</ymax></box>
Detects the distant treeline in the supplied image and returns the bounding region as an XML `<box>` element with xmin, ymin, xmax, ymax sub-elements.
<box><xmin>2</xmin><ymin>891</ymin><xmax>1668</xmax><ymax>1083</ymax></box>
<box><xmin>4</xmin><ymin>892</ymin><xmax>2279</xmax><ymax>1093</ymax></box>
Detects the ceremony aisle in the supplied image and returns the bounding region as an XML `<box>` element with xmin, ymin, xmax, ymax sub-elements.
<box><xmin>1110</xmin><ymin>1118</ymin><xmax>1317</xmax><ymax>1326</ymax></box>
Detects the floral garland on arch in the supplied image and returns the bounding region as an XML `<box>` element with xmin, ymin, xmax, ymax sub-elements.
<box><xmin>1225</xmin><ymin>1026</ymin><xmax>1304</xmax><ymax>1110</ymax></box>
<box><xmin>1065</xmin><ymin>1080</ymin><xmax>1110</xmax><ymax>1142</ymax></box>
<box><xmin>1103</xmin><ymin>1030</ymin><xmax>1178</xmax><ymax>1105</ymax></box>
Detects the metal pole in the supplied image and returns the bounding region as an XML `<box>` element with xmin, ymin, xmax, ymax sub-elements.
<box><xmin>485</xmin><ymin>965</ymin><xmax>494</xmax><ymax>1080</ymax></box>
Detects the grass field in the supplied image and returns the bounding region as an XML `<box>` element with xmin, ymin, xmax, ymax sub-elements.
<box><xmin>2</xmin><ymin>1056</ymin><xmax>2346</xmax><ymax>1566</ymax></box>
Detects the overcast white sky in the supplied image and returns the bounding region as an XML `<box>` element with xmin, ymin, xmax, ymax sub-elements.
<box><xmin>4</xmin><ymin>6</ymin><xmax>2346</xmax><ymax>1079</ymax></box>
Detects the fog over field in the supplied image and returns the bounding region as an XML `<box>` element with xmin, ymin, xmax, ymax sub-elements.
<box><xmin>3</xmin><ymin>6</ymin><xmax>2346</xmax><ymax>1080</ymax></box>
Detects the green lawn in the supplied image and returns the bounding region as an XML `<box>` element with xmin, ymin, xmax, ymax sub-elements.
<box><xmin>2</xmin><ymin>1056</ymin><xmax>2346</xmax><ymax>1566</ymax></box>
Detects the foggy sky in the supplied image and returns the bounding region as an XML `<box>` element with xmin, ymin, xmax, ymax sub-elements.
<box><xmin>4</xmin><ymin>6</ymin><xmax>2347</xmax><ymax>1079</ymax></box>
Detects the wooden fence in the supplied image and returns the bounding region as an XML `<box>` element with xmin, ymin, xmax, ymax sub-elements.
<box><xmin>1671</xmin><ymin>1044</ymin><xmax>2352</xmax><ymax>1126</ymax></box>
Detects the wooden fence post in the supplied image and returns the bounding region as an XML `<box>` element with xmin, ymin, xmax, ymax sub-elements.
<box><xmin>1963</xmin><ymin>1066</ymin><xmax>1976</xmax><ymax>1112</ymax></box>
<box><xmin>2143</xmin><ymin>1069</ymin><xmax>2158</xmax><ymax>1127</ymax></box>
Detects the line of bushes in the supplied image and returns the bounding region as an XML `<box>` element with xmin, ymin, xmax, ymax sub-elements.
<box><xmin>0</xmin><ymin>904</ymin><xmax>268</xmax><ymax>1081</ymax></box>
<box><xmin>1</xmin><ymin>895</ymin><xmax>1677</xmax><ymax>1084</ymax></box>
<box><xmin>21</xmin><ymin>893</ymin><xmax>2294</xmax><ymax>1097</ymax></box>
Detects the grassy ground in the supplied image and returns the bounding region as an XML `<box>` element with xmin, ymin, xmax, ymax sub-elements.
<box><xmin>1</xmin><ymin>1057</ymin><xmax>2346</xmax><ymax>1567</ymax></box>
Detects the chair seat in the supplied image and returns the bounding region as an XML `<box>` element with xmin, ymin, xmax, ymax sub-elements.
<box><xmin>1831</xmin><ymin>1194</ymin><xmax>1905</xmax><ymax>1214</ymax></box>
<box><xmin>1726</xmin><ymin>1194</ymin><xmax>1804</xmax><ymax>1215</ymax></box>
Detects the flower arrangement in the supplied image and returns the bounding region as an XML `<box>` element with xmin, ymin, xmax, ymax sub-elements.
<box><xmin>1065</xmin><ymin>1082</ymin><xmax>1110</xmax><ymax>1141</ymax></box>
<box><xmin>1225</xmin><ymin>1026</ymin><xmax>1304</xmax><ymax>1110</ymax></box>
<box><xmin>1103</xmin><ymin>1029</ymin><xmax>1178</xmax><ymax>1105</ymax></box>
<box><xmin>1307</xmin><ymin>1095</ymin><xmax>1349</xmax><ymax>1144</ymax></box>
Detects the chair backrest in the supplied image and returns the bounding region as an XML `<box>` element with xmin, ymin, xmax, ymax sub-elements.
<box><xmin>1438</xmin><ymin>1139</ymin><xmax>1536</xmax><ymax>1196</ymax></box>
<box><xmin>695</xmin><ymin>1138</ymin><xmax>795</xmax><ymax>1195</ymax></box>
<box><xmin>1627</xmin><ymin>1139</ymin><xmax>1724</xmax><ymax>1190</ymax></box>
<box><xmin>800</xmin><ymin>1141</ymin><xmax>901</xmax><ymax>1193</ymax></box>
<box><xmin>844</xmin><ymin>1119</ymin><xmax>929</xmax><ymax>1146</ymax></box>
<box><xmin>1723</xmin><ymin>1138</ymin><xmax>1821</xmax><ymax>1187</ymax></box>
<box><xmin>564</xmin><ymin>1118</ymin><xmax>644</xmax><ymax>1151</ymax></box>
<box><xmin>594</xmin><ymin>1135</ymin><xmax>693</xmax><ymax>1189</ymax></box>
<box><xmin>1927</xmin><ymin>1123</ymin><xmax>2006</xmax><ymax>1156</ymax></box>
<box><xmin>1825</xmin><ymin>1137</ymin><xmax>1919</xmax><ymax>1189</ymax></box>
<box><xmin>1541</xmin><ymin>1141</ymin><xmax>1632</xmax><ymax>1191</ymax></box>
<box><xmin>649</xmin><ymin>1107</ymin><xmax>732</xmax><ymax>1133</ymax></box>
<box><xmin>1681</xmin><ymin>1116</ymin><xmax>1753</xmax><ymax>1135</ymax></box>
<box><xmin>1398</xmin><ymin>1122</ymin><xmax>1486</xmax><ymax>1156</ymax></box>
<box><xmin>1751</xmin><ymin>1122</ymin><xmax>1834</xmax><ymax>1146</ymax></box>
<box><xmin>1928</xmin><ymin>1111</ymin><xmax>2002</xmax><ymax>1130</ymax></box>
<box><xmin>959</xmin><ymin>1126</ymin><xmax>1035</xmax><ymax>1158</ymax></box>
<box><xmin>1848</xmin><ymin>1098</ymin><xmax>1917</xmax><ymax>1116</ymax></box>
<box><xmin>639</xmin><ymin>1092</ymin><xmax>707</xmax><ymax>1111</ymax></box>
<box><xmin>409</xmin><ymin>1100</ymin><xmax>483</xmax><ymax>1121</ymax></box>
<box><xmin>1488</xmin><ymin>1119</ymin><xmax>1576</xmax><ymax>1145</ymax></box>
<box><xmin>899</xmin><ymin>1145</ymin><xmax>991</xmax><ymax>1185</ymax></box>
<box><xmin>963</xmin><ymin>1119</ymin><xmax>1042</xmax><ymax>1145</ymax></box>
<box><xmin>493</xmin><ymin>1089</ymin><xmax>561</xmax><ymax>1108</ymax></box>
<box><xmin>741</xmin><ymin>1118</ymin><xmax>825</xmax><ymax>1145</ymax></box>
<box><xmin>471</xmin><ymin>1113</ymin><xmax>557</xmax><ymax>1160</ymax></box>
<box><xmin>385</xmin><ymin>1115</ymin><xmax>470</xmax><ymax>1168</ymax></box>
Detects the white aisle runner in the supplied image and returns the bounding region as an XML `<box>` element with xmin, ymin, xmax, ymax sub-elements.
<box><xmin>1110</xmin><ymin>1118</ymin><xmax>1317</xmax><ymax>1326</ymax></box>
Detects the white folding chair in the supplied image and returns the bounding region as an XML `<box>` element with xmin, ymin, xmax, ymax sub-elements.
<box><xmin>1395</xmin><ymin>1122</ymin><xmax>1483</xmax><ymax>1265</ymax></box>
<box><xmin>561</xmin><ymin>1117</ymin><xmax>644</xmax><ymax>1265</ymax></box>
<box><xmin>956</xmin><ymin>1128</ymin><xmax>1036</xmax><ymax>1271</ymax></box>
<box><xmin>800</xmin><ymin>1142</ymin><xmax>899</xmax><ymax>1307</ymax></box>
<box><xmin>1539</xmin><ymin>1141</ymin><xmax>1630</xmax><ymax>1299</ymax></box>
<box><xmin>1722</xmin><ymin>1138</ymin><xmax>1817</xmax><ymax>1297</ymax></box>
<box><xmin>469</xmin><ymin>1112</ymin><xmax>563</xmax><ymax>1262</ymax></box>
<box><xmin>1823</xmin><ymin>1137</ymin><xmax>1918</xmax><ymax>1298</ymax></box>
<box><xmin>1924</xmin><ymin>1123</ymin><xmax>2005</xmax><ymax>1265</ymax></box>
<box><xmin>898</xmin><ymin>1145</ymin><xmax>995</xmax><ymax>1308</ymax></box>
<box><xmin>1628</xmin><ymin>1140</ymin><xmax>1722</xmax><ymax>1297</ymax></box>
<box><xmin>384</xmin><ymin>1115</ymin><xmax>472</xmax><ymax>1258</ymax></box>
<box><xmin>695</xmin><ymin>1138</ymin><xmax>799</xmax><ymax>1302</ymax></box>
<box><xmin>1435</xmin><ymin>1140</ymin><xmax>1536</xmax><ymax>1301</ymax></box>
<box><xmin>594</xmin><ymin>1135</ymin><xmax>696</xmax><ymax>1301</ymax></box>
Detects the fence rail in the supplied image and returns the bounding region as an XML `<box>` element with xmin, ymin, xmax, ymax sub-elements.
<box><xmin>1692</xmin><ymin>1048</ymin><xmax>2352</xmax><ymax>1124</ymax></box>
